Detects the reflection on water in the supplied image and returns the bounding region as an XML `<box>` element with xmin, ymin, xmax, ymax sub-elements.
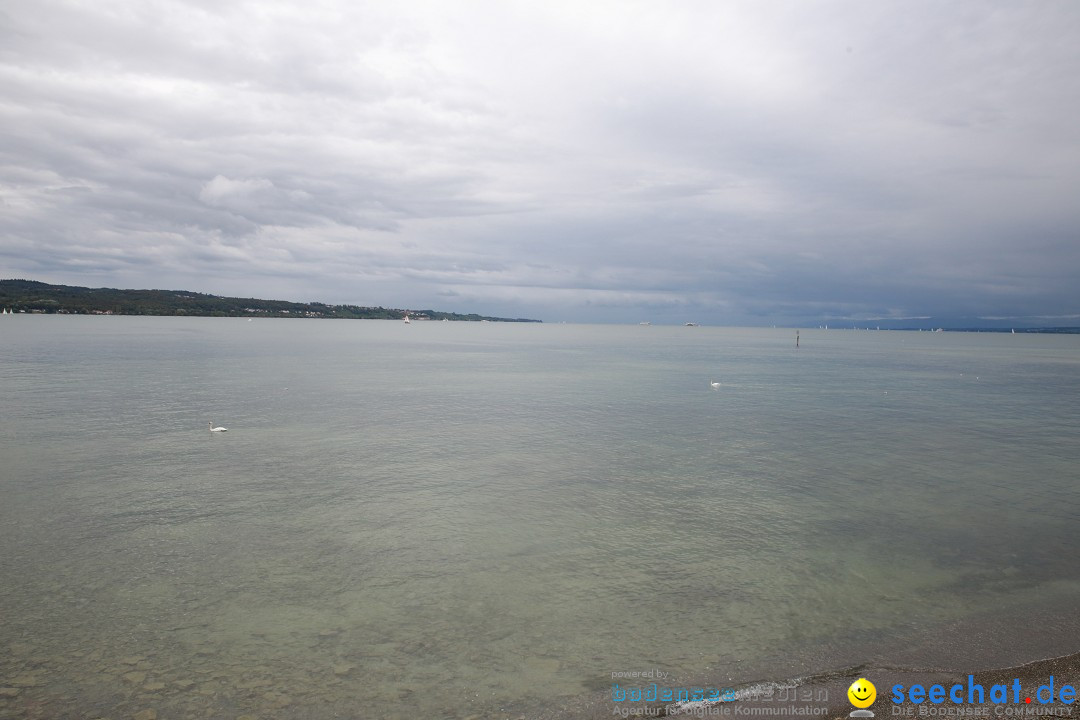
<box><xmin>1</xmin><ymin>318</ymin><xmax>1079</xmax><ymax>718</ymax></box>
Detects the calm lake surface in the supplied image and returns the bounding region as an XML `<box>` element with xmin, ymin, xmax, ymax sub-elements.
<box><xmin>2</xmin><ymin>317</ymin><xmax>1079</xmax><ymax>719</ymax></box>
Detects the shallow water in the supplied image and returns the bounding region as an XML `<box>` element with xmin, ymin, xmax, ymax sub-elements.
<box><xmin>1</xmin><ymin>318</ymin><xmax>1079</xmax><ymax>718</ymax></box>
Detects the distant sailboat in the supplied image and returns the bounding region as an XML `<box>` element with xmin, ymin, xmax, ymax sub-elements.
<box><xmin>403</xmin><ymin>313</ymin><xmax>411</xmax><ymax>324</ymax></box>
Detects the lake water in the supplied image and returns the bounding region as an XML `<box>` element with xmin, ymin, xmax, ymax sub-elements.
<box><xmin>1</xmin><ymin>317</ymin><xmax>1079</xmax><ymax>719</ymax></box>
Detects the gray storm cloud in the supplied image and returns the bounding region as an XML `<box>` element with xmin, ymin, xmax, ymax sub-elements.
<box><xmin>1</xmin><ymin>0</ymin><xmax>1078</xmax><ymax>325</ymax></box>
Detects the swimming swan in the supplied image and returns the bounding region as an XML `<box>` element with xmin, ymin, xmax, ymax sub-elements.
<box><xmin>710</xmin><ymin>381</ymin><xmax>721</xmax><ymax>389</ymax></box>
<box><xmin>208</xmin><ymin>422</ymin><xmax>228</xmax><ymax>432</ymax></box>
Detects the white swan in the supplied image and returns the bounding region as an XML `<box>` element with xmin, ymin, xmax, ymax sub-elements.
<box><xmin>208</xmin><ymin>422</ymin><xmax>228</xmax><ymax>432</ymax></box>
<box><xmin>710</xmin><ymin>381</ymin><xmax>721</xmax><ymax>389</ymax></box>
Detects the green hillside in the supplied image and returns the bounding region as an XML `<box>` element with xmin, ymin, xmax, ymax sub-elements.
<box><xmin>0</xmin><ymin>279</ymin><xmax>541</xmax><ymax>322</ymax></box>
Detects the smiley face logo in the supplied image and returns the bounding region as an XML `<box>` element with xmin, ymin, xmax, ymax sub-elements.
<box><xmin>848</xmin><ymin>678</ymin><xmax>876</xmax><ymax>708</ymax></box>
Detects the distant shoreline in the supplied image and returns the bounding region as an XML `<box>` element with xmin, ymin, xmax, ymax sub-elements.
<box><xmin>0</xmin><ymin>279</ymin><xmax>542</xmax><ymax>323</ymax></box>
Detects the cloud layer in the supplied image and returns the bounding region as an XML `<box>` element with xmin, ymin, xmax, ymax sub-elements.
<box><xmin>2</xmin><ymin>0</ymin><xmax>1079</xmax><ymax>324</ymax></box>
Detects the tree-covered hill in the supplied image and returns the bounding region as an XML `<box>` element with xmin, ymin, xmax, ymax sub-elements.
<box><xmin>0</xmin><ymin>279</ymin><xmax>541</xmax><ymax>322</ymax></box>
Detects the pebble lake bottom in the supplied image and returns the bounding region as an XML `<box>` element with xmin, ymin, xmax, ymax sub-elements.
<box><xmin>1</xmin><ymin>317</ymin><xmax>1078</xmax><ymax>720</ymax></box>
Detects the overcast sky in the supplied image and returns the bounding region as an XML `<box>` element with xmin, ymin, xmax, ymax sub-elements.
<box><xmin>2</xmin><ymin>1</ymin><xmax>1079</xmax><ymax>325</ymax></box>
